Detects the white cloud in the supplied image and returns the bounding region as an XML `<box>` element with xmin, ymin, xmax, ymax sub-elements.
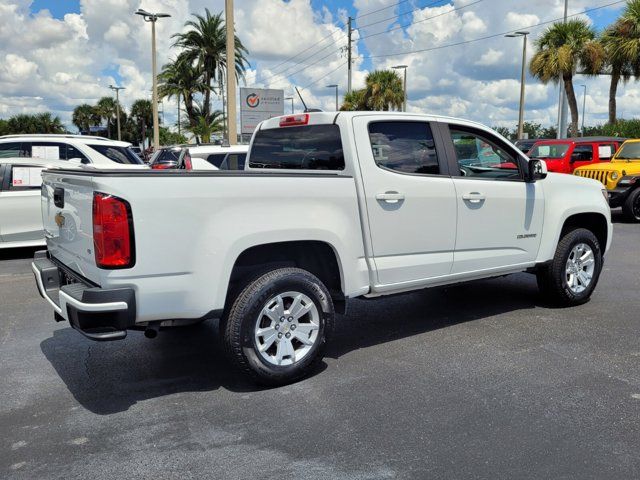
<box><xmin>0</xmin><ymin>0</ymin><xmax>634</xmax><ymax>132</ymax></box>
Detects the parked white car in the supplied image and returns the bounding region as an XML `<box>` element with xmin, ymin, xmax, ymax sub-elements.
<box><xmin>187</xmin><ymin>144</ymin><xmax>249</xmax><ymax>170</ymax></box>
<box><xmin>0</xmin><ymin>134</ymin><xmax>146</xmax><ymax>168</ymax></box>
<box><xmin>33</xmin><ymin>112</ymin><xmax>612</xmax><ymax>385</ymax></box>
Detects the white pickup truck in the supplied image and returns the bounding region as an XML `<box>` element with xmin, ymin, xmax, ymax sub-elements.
<box><xmin>32</xmin><ymin>112</ymin><xmax>612</xmax><ymax>384</ymax></box>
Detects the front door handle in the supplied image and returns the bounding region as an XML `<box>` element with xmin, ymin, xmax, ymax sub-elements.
<box><xmin>462</xmin><ymin>192</ymin><xmax>486</xmax><ymax>203</ymax></box>
<box><xmin>376</xmin><ymin>191</ymin><xmax>405</xmax><ymax>204</ymax></box>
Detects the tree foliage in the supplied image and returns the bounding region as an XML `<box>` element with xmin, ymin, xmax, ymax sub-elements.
<box><xmin>340</xmin><ymin>69</ymin><xmax>405</xmax><ymax>111</ymax></box>
<box><xmin>530</xmin><ymin>19</ymin><xmax>604</xmax><ymax>137</ymax></box>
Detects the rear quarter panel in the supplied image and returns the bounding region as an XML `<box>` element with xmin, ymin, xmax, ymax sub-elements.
<box><xmin>89</xmin><ymin>173</ymin><xmax>369</xmax><ymax>322</ymax></box>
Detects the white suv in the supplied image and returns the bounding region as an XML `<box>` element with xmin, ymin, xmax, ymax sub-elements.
<box><xmin>0</xmin><ymin>135</ymin><xmax>144</xmax><ymax>249</ymax></box>
<box><xmin>187</xmin><ymin>144</ymin><xmax>249</xmax><ymax>170</ymax></box>
<box><xmin>0</xmin><ymin>134</ymin><xmax>145</xmax><ymax>167</ymax></box>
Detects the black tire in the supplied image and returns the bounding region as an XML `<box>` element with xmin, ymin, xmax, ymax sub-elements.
<box><xmin>222</xmin><ymin>267</ymin><xmax>334</xmax><ymax>386</ymax></box>
<box><xmin>536</xmin><ymin>228</ymin><xmax>603</xmax><ymax>306</ymax></box>
<box><xmin>622</xmin><ymin>188</ymin><xmax>640</xmax><ymax>223</ymax></box>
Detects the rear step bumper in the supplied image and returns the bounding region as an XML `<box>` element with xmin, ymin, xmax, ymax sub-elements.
<box><xmin>32</xmin><ymin>250</ymin><xmax>136</xmax><ymax>341</ymax></box>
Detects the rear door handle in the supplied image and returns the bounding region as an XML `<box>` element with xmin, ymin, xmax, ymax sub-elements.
<box><xmin>375</xmin><ymin>191</ymin><xmax>405</xmax><ymax>204</ymax></box>
<box><xmin>462</xmin><ymin>192</ymin><xmax>486</xmax><ymax>203</ymax></box>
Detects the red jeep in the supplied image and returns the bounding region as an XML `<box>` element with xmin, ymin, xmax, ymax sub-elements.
<box><xmin>528</xmin><ymin>137</ymin><xmax>627</xmax><ymax>174</ymax></box>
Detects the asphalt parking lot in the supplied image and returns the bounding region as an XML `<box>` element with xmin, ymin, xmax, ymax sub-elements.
<box><xmin>1</xmin><ymin>211</ymin><xmax>639</xmax><ymax>480</ymax></box>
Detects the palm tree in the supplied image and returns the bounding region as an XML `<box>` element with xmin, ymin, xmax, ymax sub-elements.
<box><xmin>182</xmin><ymin>106</ymin><xmax>224</xmax><ymax>143</ymax></box>
<box><xmin>600</xmin><ymin>0</ymin><xmax>640</xmax><ymax>124</ymax></box>
<box><xmin>171</xmin><ymin>8</ymin><xmax>249</xmax><ymax>122</ymax></box>
<box><xmin>95</xmin><ymin>96</ymin><xmax>119</xmax><ymax>138</ymax></box>
<box><xmin>340</xmin><ymin>89</ymin><xmax>367</xmax><ymax>111</ymax></box>
<box><xmin>363</xmin><ymin>70</ymin><xmax>405</xmax><ymax>111</ymax></box>
<box><xmin>130</xmin><ymin>99</ymin><xmax>153</xmax><ymax>148</ymax></box>
<box><xmin>6</xmin><ymin>113</ymin><xmax>65</xmax><ymax>134</ymax></box>
<box><xmin>530</xmin><ymin>19</ymin><xmax>604</xmax><ymax>137</ymax></box>
<box><xmin>36</xmin><ymin>112</ymin><xmax>65</xmax><ymax>133</ymax></box>
<box><xmin>72</xmin><ymin>104</ymin><xmax>98</xmax><ymax>133</ymax></box>
<box><xmin>159</xmin><ymin>54</ymin><xmax>207</xmax><ymax>127</ymax></box>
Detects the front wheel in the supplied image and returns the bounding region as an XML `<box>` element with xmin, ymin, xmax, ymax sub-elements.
<box><xmin>222</xmin><ymin>267</ymin><xmax>334</xmax><ymax>386</ymax></box>
<box><xmin>536</xmin><ymin>228</ymin><xmax>603</xmax><ymax>306</ymax></box>
<box><xmin>622</xmin><ymin>188</ymin><xmax>640</xmax><ymax>223</ymax></box>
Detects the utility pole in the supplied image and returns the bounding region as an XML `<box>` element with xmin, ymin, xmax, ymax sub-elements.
<box><xmin>392</xmin><ymin>65</ymin><xmax>408</xmax><ymax>112</ymax></box>
<box><xmin>557</xmin><ymin>0</ymin><xmax>569</xmax><ymax>138</ymax></box>
<box><xmin>225</xmin><ymin>0</ymin><xmax>237</xmax><ymax>145</ymax></box>
<box><xmin>580</xmin><ymin>84</ymin><xmax>587</xmax><ymax>136</ymax></box>
<box><xmin>177</xmin><ymin>96</ymin><xmax>181</xmax><ymax>137</ymax></box>
<box><xmin>347</xmin><ymin>16</ymin><xmax>353</xmax><ymax>94</ymax></box>
<box><xmin>109</xmin><ymin>85</ymin><xmax>125</xmax><ymax>141</ymax></box>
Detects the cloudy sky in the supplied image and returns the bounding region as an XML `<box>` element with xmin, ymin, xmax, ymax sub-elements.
<box><xmin>0</xmin><ymin>0</ymin><xmax>633</xmax><ymax>133</ymax></box>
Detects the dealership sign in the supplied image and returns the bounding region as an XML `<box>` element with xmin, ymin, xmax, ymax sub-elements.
<box><xmin>240</xmin><ymin>87</ymin><xmax>284</xmax><ymax>135</ymax></box>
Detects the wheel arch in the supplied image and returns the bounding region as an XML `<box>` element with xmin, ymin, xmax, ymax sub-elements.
<box><xmin>559</xmin><ymin>212</ymin><xmax>609</xmax><ymax>253</ymax></box>
<box><xmin>225</xmin><ymin>240</ymin><xmax>346</xmax><ymax>314</ymax></box>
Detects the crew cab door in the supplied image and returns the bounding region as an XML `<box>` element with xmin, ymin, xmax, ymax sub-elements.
<box><xmin>353</xmin><ymin>116</ymin><xmax>457</xmax><ymax>286</ymax></box>
<box><xmin>441</xmin><ymin>124</ymin><xmax>544</xmax><ymax>274</ymax></box>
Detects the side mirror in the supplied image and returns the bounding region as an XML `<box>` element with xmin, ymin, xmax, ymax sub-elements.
<box><xmin>527</xmin><ymin>159</ymin><xmax>547</xmax><ymax>182</ymax></box>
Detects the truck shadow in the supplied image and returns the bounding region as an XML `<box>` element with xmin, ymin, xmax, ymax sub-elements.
<box><xmin>40</xmin><ymin>273</ymin><xmax>544</xmax><ymax>415</ymax></box>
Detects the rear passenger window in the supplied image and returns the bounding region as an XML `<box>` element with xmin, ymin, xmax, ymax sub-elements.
<box><xmin>598</xmin><ymin>144</ymin><xmax>614</xmax><ymax>159</ymax></box>
<box><xmin>0</xmin><ymin>142</ymin><xmax>23</xmax><ymax>158</ymax></box>
<box><xmin>220</xmin><ymin>153</ymin><xmax>246</xmax><ymax>170</ymax></box>
<box><xmin>206</xmin><ymin>154</ymin><xmax>227</xmax><ymax>168</ymax></box>
<box><xmin>368</xmin><ymin>121</ymin><xmax>440</xmax><ymax>175</ymax></box>
<box><xmin>571</xmin><ymin>145</ymin><xmax>594</xmax><ymax>162</ymax></box>
<box><xmin>250</xmin><ymin>125</ymin><xmax>344</xmax><ymax>170</ymax></box>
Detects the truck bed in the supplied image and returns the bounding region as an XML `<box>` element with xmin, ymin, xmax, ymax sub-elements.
<box><xmin>41</xmin><ymin>168</ymin><xmax>370</xmax><ymax>323</ymax></box>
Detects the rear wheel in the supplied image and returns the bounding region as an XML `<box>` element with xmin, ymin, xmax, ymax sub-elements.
<box><xmin>536</xmin><ymin>228</ymin><xmax>603</xmax><ymax>306</ymax></box>
<box><xmin>622</xmin><ymin>188</ymin><xmax>640</xmax><ymax>223</ymax></box>
<box><xmin>222</xmin><ymin>267</ymin><xmax>334</xmax><ymax>386</ymax></box>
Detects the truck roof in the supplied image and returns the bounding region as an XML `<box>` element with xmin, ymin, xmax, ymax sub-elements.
<box><xmin>258</xmin><ymin>111</ymin><xmax>493</xmax><ymax>132</ymax></box>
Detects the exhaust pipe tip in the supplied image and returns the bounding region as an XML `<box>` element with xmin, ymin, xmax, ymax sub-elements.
<box><xmin>144</xmin><ymin>327</ymin><xmax>158</xmax><ymax>339</ymax></box>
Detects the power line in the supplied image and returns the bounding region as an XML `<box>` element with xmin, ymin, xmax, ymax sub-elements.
<box><xmin>358</xmin><ymin>0</ymin><xmax>483</xmax><ymax>41</ymax></box>
<box><xmin>362</xmin><ymin>0</ymin><xmax>626</xmax><ymax>59</ymax></box>
<box><xmin>265</xmin><ymin>45</ymin><xmax>347</xmax><ymax>87</ymax></box>
<box><xmin>356</xmin><ymin>0</ymin><xmax>448</xmax><ymax>30</ymax></box>
<box><xmin>355</xmin><ymin>0</ymin><xmax>414</xmax><ymax>21</ymax></box>
<box><xmin>266</xmin><ymin>29</ymin><xmax>345</xmax><ymax>74</ymax></box>
<box><xmin>301</xmin><ymin>61</ymin><xmax>348</xmax><ymax>90</ymax></box>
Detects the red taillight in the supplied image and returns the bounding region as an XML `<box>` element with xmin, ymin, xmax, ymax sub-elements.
<box><xmin>93</xmin><ymin>192</ymin><xmax>134</xmax><ymax>269</ymax></box>
<box><xmin>279</xmin><ymin>113</ymin><xmax>309</xmax><ymax>127</ymax></box>
<box><xmin>184</xmin><ymin>153</ymin><xmax>192</xmax><ymax>170</ymax></box>
<box><xmin>151</xmin><ymin>163</ymin><xmax>175</xmax><ymax>170</ymax></box>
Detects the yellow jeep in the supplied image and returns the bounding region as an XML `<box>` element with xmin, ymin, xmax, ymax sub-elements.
<box><xmin>574</xmin><ymin>139</ymin><xmax>640</xmax><ymax>222</ymax></box>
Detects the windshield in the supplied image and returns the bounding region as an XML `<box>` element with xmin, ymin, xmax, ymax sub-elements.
<box><xmin>529</xmin><ymin>143</ymin><xmax>570</xmax><ymax>159</ymax></box>
<box><xmin>86</xmin><ymin>144</ymin><xmax>144</xmax><ymax>164</ymax></box>
<box><xmin>614</xmin><ymin>142</ymin><xmax>640</xmax><ymax>160</ymax></box>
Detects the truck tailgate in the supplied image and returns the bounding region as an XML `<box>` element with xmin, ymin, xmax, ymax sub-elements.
<box><xmin>41</xmin><ymin>169</ymin><xmax>102</xmax><ymax>283</ymax></box>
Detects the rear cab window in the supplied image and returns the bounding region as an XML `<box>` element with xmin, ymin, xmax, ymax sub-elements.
<box><xmin>249</xmin><ymin>124</ymin><xmax>345</xmax><ymax>170</ymax></box>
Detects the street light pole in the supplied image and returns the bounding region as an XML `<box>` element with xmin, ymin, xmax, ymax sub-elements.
<box><xmin>108</xmin><ymin>85</ymin><xmax>125</xmax><ymax>141</ymax></box>
<box><xmin>225</xmin><ymin>0</ymin><xmax>237</xmax><ymax>145</ymax></box>
<box><xmin>285</xmin><ymin>96</ymin><xmax>294</xmax><ymax>114</ymax></box>
<box><xmin>580</xmin><ymin>84</ymin><xmax>587</xmax><ymax>136</ymax></box>
<box><xmin>505</xmin><ymin>31</ymin><xmax>529</xmax><ymax>140</ymax></box>
<box><xmin>136</xmin><ymin>8</ymin><xmax>171</xmax><ymax>149</ymax></box>
<box><xmin>557</xmin><ymin>0</ymin><xmax>569</xmax><ymax>138</ymax></box>
<box><xmin>392</xmin><ymin>65</ymin><xmax>408</xmax><ymax>112</ymax></box>
<box><xmin>326</xmin><ymin>85</ymin><xmax>338</xmax><ymax>111</ymax></box>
